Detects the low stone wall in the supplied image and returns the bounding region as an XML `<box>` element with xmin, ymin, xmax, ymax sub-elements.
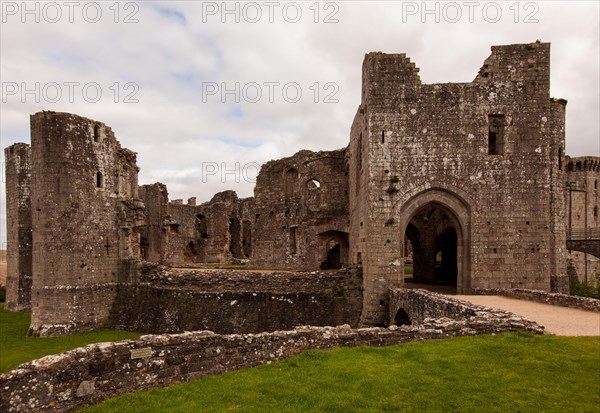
<box><xmin>473</xmin><ymin>288</ymin><xmax>600</xmax><ymax>312</ymax></box>
<box><xmin>0</xmin><ymin>316</ymin><xmax>544</xmax><ymax>413</ymax></box>
<box><xmin>110</xmin><ymin>265</ymin><xmax>363</xmax><ymax>334</ymax></box>
<box><xmin>389</xmin><ymin>288</ymin><xmax>545</xmax><ymax>333</ymax></box>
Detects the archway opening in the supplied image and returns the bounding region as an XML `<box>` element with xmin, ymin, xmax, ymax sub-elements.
<box><xmin>404</xmin><ymin>203</ymin><xmax>459</xmax><ymax>290</ymax></box>
<box><xmin>184</xmin><ymin>241</ymin><xmax>197</xmax><ymax>264</ymax></box>
<box><xmin>393</xmin><ymin>308</ymin><xmax>412</xmax><ymax>326</ymax></box>
<box><xmin>322</xmin><ymin>240</ymin><xmax>341</xmax><ymax>269</ymax></box>
<box><xmin>318</xmin><ymin>231</ymin><xmax>349</xmax><ymax>270</ymax></box>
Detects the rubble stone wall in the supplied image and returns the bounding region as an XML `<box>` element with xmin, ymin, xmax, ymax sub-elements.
<box><xmin>1</xmin><ymin>303</ymin><xmax>543</xmax><ymax>413</ymax></box>
<box><xmin>110</xmin><ymin>264</ymin><xmax>363</xmax><ymax>334</ymax></box>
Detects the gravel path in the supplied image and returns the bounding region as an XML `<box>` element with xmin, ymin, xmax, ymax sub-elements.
<box><xmin>454</xmin><ymin>295</ymin><xmax>600</xmax><ymax>336</ymax></box>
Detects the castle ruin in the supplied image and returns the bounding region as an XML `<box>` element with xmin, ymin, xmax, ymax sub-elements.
<box><xmin>4</xmin><ymin>41</ymin><xmax>598</xmax><ymax>336</ymax></box>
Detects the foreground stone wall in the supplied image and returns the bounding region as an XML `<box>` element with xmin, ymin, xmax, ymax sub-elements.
<box><xmin>0</xmin><ymin>309</ymin><xmax>543</xmax><ymax>413</ymax></box>
<box><xmin>110</xmin><ymin>264</ymin><xmax>363</xmax><ymax>333</ymax></box>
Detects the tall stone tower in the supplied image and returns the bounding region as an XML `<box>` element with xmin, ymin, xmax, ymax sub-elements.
<box><xmin>28</xmin><ymin>112</ymin><xmax>139</xmax><ymax>336</ymax></box>
<box><xmin>349</xmin><ymin>42</ymin><xmax>567</xmax><ymax>326</ymax></box>
<box><xmin>4</xmin><ymin>143</ymin><xmax>33</xmax><ymax>311</ymax></box>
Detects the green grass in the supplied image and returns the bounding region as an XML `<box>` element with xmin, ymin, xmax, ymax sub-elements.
<box><xmin>82</xmin><ymin>333</ymin><xmax>600</xmax><ymax>413</ymax></box>
<box><xmin>0</xmin><ymin>303</ymin><xmax>141</xmax><ymax>372</ymax></box>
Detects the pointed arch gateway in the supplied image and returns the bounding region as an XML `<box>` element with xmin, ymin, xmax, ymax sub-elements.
<box><xmin>400</xmin><ymin>188</ymin><xmax>472</xmax><ymax>294</ymax></box>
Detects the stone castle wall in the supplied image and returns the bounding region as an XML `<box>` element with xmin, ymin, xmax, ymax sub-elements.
<box><xmin>4</xmin><ymin>143</ymin><xmax>32</xmax><ymax>311</ymax></box>
<box><xmin>251</xmin><ymin>149</ymin><xmax>350</xmax><ymax>270</ymax></box>
<box><xmin>109</xmin><ymin>264</ymin><xmax>363</xmax><ymax>334</ymax></box>
<box><xmin>28</xmin><ymin>112</ymin><xmax>140</xmax><ymax>336</ymax></box>
<box><xmin>2</xmin><ymin>42</ymin><xmax>586</xmax><ymax>336</ymax></box>
<box><xmin>139</xmin><ymin>186</ymin><xmax>254</xmax><ymax>265</ymax></box>
<box><xmin>565</xmin><ymin>156</ymin><xmax>600</xmax><ymax>284</ymax></box>
<box><xmin>351</xmin><ymin>42</ymin><xmax>567</xmax><ymax>325</ymax></box>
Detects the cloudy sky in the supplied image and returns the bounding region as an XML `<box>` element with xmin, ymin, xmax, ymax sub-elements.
<box><xmin>1</xmin><ymin>0</ymin><xmax>599</xmax><ymax>245</ymax></box>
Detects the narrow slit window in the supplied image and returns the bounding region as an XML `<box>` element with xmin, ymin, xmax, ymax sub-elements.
<box><xmin>381</xmin><ymin>130</ymin><xmax>385</xmax><ymax>143</ymax></box>
<box><xmin>93</xmin><ymin>124</ymin><xmax>101</xmax><ymax>142</ymax></box>
<box><xmin>96</xmin><ymin>172</ymin><xmax>103</xmax><ymax>188</ymax></box>
<box><xmin>289</xmin><ymin>227</ymin><xmax>297</xmax><ymax>255</ymax></box>
<box><xmin>488</xmin><ymin>115</ymin><xmax>505</xmax><ymax>155</ymax></box>
<box><xmin>558</xmin><ymin>147</ymin><xmax>562</xmax><ymax>170</ymax></box>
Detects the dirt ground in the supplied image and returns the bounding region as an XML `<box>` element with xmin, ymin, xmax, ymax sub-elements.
<box><xmin>455</xmin><ymin>295</ymin><xmax>600</xmax><ymax>336</ymax></box>
<box><xmin>0</xmin><ymin>250</ymin><xmax>6</xmax><ymax>286</ymax></box>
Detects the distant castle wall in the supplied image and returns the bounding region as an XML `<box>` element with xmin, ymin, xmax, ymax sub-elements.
<box><xmin>565</xmin><ymin>156</ymin><xmax>600</xmax><ymax>284</ymax></box>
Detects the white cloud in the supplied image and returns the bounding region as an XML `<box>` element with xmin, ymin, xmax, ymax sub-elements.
<box><xmin>1</xmin><ymin>0</ymin><xmax>599</xmax><ymax>244</ymax></box>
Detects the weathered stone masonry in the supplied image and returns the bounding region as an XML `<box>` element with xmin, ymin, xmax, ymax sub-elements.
<box><xmin>350</xmin><ymin>42</ymin><xmax>567</xmax><ymax>325</ymax></box>
<box><xmin>4</xmin><ymin>143</ymin><xmax>32</xmax><ymax>311</ymax></box>
<box><xmin>0</xmin><ymin>290</ymin><xmax>543</xmax><ymax>413</ymax></box>
<box><xmin>110</xmin><ymin>264</ymin><xmax>363</xmax><ymax>334</ymax></box>
<box><xmin>4</xmin><ymin>41</ymin><xmax>588</xmax><ymax>336</ymax></box>
<box><xmin>565</xmin><ymin>156</ymin><xmax>600</xmax><ymax>283</ymax></box>
<box><xmin>27</xmin><ymin>112</ymin><xmax>141</xmax><ymax>336</ymax></box>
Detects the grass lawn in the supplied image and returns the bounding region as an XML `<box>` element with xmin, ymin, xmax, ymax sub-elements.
<box><xmin>0</xmin><ymin>303</ymin><xmax>141</xmax><ymax>373</ymax></box>
<box><xmin>82</xmin><ymin>333</ymin><xmax>600</xmax><ymax>413</ymax></box>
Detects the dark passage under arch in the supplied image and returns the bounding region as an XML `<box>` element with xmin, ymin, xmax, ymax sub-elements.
<box><xmin>404</xmin><ymin>203</ymin><xmax>459</xmax><ymax>287</ymax></box>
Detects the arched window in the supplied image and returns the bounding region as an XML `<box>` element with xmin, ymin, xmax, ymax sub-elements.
<box><xmin>96</xmin><ymin>172</ymin><xmax>103</xmax><ymax>188</ymax></box>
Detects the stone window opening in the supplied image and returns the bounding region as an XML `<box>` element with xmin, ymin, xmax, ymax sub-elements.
<box><xmin>594</xmin><ymin>206</ymin><xmax>598</xmax><ymax>218</ymax></box>
<box><xmin>93</xmin><ymin>124</ymin><xmax>101</xmax><ymax>142</ymax></box>
<box><xmin>96</xmin><ymin>172</ymin><xmax>103</xmax><ymax>188</ymax></box>
<box><xmin>184</xmin><ymin>241</ymin><xmax>197</xmax><ymax>264</ymax></box>
<box><xmin>320</xmin><ymin>239</ymin><xmax>342</xmax><ymax>269</ymax></box>
<box><xmin>229</xmin><ymin>218</ymin><xmax>243</xmax><ymax>258</ymax></box>
<box><xmin>284</xmin><ymin>168</ymin><xmax>299</xmax><ymax>197</ymax></box>
<box><xmin>558</xmin><ymin>147</ymin><xmax>563</xmax><ymax>170</ymax></box>
<box><xmin>488</xmin><ymin>115</ymin><xmax>505</xmax><ymax>155</ymax></box>
<box><xmin>381</xmin><ymin>130</ymin><xmax>385</xmax><ymax>144</ymax></box>
<box><xmin>305</xmin><ymin>179</ymin><xmax>322</xmax><ymax>212</ymax></box>
<box><xmin>196</xmin><ymin>214</ymin><xmax>208</xmax><ymax>238</ymax></box>
<box><xmin>306</xmin><ymin>179</ymin><xmax>321</xmax><ymax>189</ymax></box>
<box><xmin>242</xmin><ymin>220</ymin><xmax>252</xmax><ymax>258</ymax></box>
<box><xmin>289</xmin><ymin>226</ymin><xmax>298</xmax><ymax>255</ymax></box>
<box><xmin>140</xmin><ymin>237</ymin><xmax>149</xmax><ymax>261</ymax></box>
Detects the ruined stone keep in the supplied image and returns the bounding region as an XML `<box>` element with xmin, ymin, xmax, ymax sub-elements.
<box><xmin>4</xmin><ymin>42</ymin><xmax>597</xmax><ymax>335</ymax></box>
